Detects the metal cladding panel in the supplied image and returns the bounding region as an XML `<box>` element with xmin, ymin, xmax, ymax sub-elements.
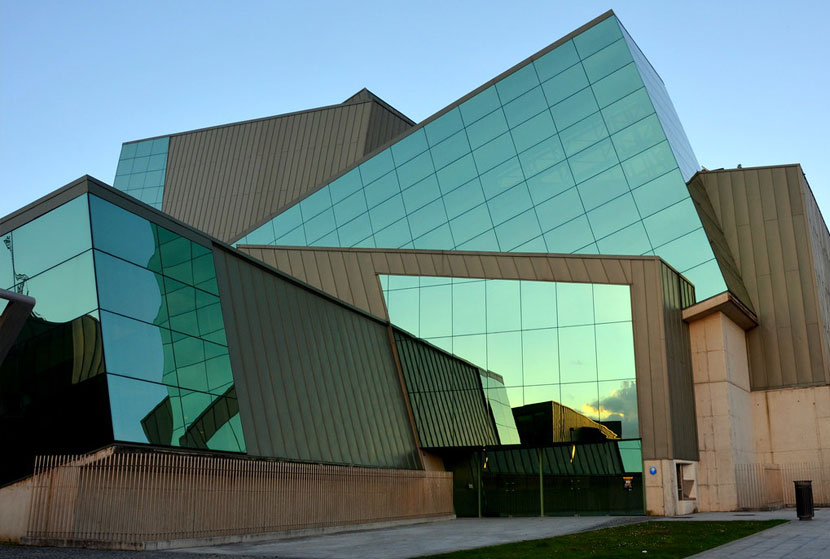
<box><xmin>393</xmin><ymin>329</ymin><xmax>499</xmax><ymax>448</ymax></box>
<box><xmin>801</xmin><ymin>172</ymin><xmax>830</xmax><ymax>385</ymax></box>
<box><xmin>661</xmin><ymin>262</ymin><xmax>698</xmax><ymax>461</ymax></box>
<box><xmin>212</xmin><ymin>245</ymin><xmax>421</xmax><ymax>469</ymax></box>
<box><xmin>240</xmin><ymin>245</ymin><xmax>696</xmax><ymax>461</ymax></box>
<box><xmin>162</xmin><ymin>99</ymin><xmax>412</xmax><ymax>244</ymax></box>
<box><xmin>694</xmin><ymin>166</ymin><xmax>830</xmax><ymax>389</ymax></box>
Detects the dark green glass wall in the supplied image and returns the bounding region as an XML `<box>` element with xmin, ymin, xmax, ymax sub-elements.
<box><xmin>237</xmin><ymin>14</ymin><xmax>726</xmax><ymax>301</ymax></box>
<box><xmin>89</xmin><ymin>195</ymin><xmax>245</xmax><ymax>452</ymax></box>
<box><xmin>113</xmin><ymin>137</ymin><xmax>169</xmax><ymax>210</ymax></box>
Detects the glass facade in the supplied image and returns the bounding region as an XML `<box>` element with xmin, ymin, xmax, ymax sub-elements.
<box><xmin>237</xmin><ymin>15</ymin><xmax>726</xmax><ymax>301</ymax></box>
<box><xmin>90</xmin><ymin>195</ymin><xmax>244</xmax><ymax>452</ymax></box>
<box><xmin>0</xmin><ymin>193</ymin><xmax>244</xmax><ymax>473</ymax></box>
<box><xmin>113</xmin><ymin>137</ymin><xmax>169</xmax><ymax>210</ymax></box>
<box><xmin>381</xmin><ymin>275</ymin><xmax>640</xmax><ymax>447</ymax></box>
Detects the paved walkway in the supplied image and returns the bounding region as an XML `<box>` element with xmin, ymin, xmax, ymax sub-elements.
<box><xmin>681</xmin><ymin>508</ymin><xmax>829</xmax><ymax>558</ymax></box>
<box><xmin>176</xmin><ymin>516</ymin><xmax>642</xmax><ymax>558</ymax></box>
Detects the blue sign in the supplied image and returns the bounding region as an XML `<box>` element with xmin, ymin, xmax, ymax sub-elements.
<box><xmin>649</xmin><ymin>466</ymin><xmax>658</xmax><ymax>475</ymax></box>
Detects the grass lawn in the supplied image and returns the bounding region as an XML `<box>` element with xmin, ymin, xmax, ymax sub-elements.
<box><xmin>416</xmin><ymin>520</ymin><xmax>787</xmax><ymax>559</ymax></box>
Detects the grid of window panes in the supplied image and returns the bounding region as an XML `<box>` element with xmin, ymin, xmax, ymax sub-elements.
<box><xmin>113</xmin><ymin>137</ymin><xmax>169</xmax><ymax>210</ymax></box>
<box><xmin>381</xmin><ymin>275</ymin><xmax>639</xmax><ymax>444</ymax></box>
<box><xmin>89</xmin><ymin>195</ymin><xmax>245</xmax><ymax>453</ymax></box>
<box><xmin>238</xmin><ymin>16</ymin><xmax>725</xmax><ymax>302</ymax></box>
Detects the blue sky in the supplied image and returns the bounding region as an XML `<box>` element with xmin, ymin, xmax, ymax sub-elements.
<box><xmin>1</xmin><ymin>0</ymin><xmax>828</xmax><ymax>221</ymax></box>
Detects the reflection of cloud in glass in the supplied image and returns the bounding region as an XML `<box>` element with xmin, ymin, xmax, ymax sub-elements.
<box><xmin>588</xmin><ymin>380</ymin><xmax>639</xmax><ymax>439</ymax></box>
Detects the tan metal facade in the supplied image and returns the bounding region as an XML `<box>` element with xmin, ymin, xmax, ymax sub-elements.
<box><xmin>689</xmin><ymin>165</ymin><xmax>830</xmax><ymax>389</ymax></box>
<box><xmin>238</xmin><ymin>245</ymin><xmax>699</xmax><ymax>461</ymax></box>
<box><xmin>162</xmin><ymin>98</ymin><xmax>412</xmax><ymax>243</ymax></box>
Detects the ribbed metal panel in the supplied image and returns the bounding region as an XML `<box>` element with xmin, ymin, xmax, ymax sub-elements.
<box><xmin>661</xmin><ymin>262</ymin><xmax>698</xmax><ymax>461</ymax></box>
<box><xmin>802</xmin><ymin>172</ymin><xmax>830</xmax><ymax>386</ymax></box>
<box><xmin>393</xmin><ymin>329</ymin><xmax>499</xmax><ymax>448</ymax></box>
<box><xmin>241</xmin><ymin>245</ymin><xmax>697</xmax><ymax>462</ymax></box>
<box><xmin>162</xmin><ymin>98</ymin><xmax>413</xmax><ymax>244</ymax></box>
<box><xmin>212</xmin><ymin>245</ymin><xmax>421</xmax><ymax>469</ymax></box>
<box><xmin>691</xmin><ymin>165</ymin><xmax>830</xmax><ymax>389</ymax></box>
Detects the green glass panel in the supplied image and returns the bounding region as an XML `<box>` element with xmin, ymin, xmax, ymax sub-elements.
<box><xmin>108</xmin><ymin>375</ymin><xmax>183</xmax><ymax>446</ymax></box>
<box><xmin>577</xmin><ymin>165</ymin><xmax>629</xmax><ymax>211</ymax></box>
<box><xmin>533</xmin><ymin>40</ymin><xmax>579</xmax><ymax>82</ymax></box>
<box><xmin>568</xmin><ymin>138</ymin><xmax>617</xmax><ymax>183</ymax></box>
<box><xmin>573</xmin><ymin>16</ymin><xmax>622</xmax><ymax>59</ymax></box>
<box><xmin>682</xmin><ymin>259</ymin><xmax>726</xmax><ymax>298</ymax></box>
<box><xmin>456</xmin><ymin>229</ymin><xmax>500</xmax><ymax>251</ymax></box>
<box><xmin>466</xmin><ymin>109</ymin><xmax>509</xmax><ymax>150</ymax></box>
<box><xmin>596</xmin><ymin>322</ymin><xmax>636</xmax><ymax>381</ymax></box>
<box><xmin>550</xmin><ymin>87</ymin><xmax>599</xmax><ymax>131</ymax></box>
<box><xmin>560</xmin><ymin>112</ymin><xmax>609</xmax><ymax>157</ymax></box>
<box><xmin>453</xmin><ymin>333</ymin><xmax>486</xmax><ymax>368</ymax></box>
<box><xmin>120</xmin><ymin>142</ymin><xmax>138</xmax><ymax>159</ymax></box>
<box><xmin>402</xmin><ymin>175</ymin><xmax>441</xmax><ymax>214</ymax></box>
<box><xmin>486</xmin><ymin>331</ymin><xmax>522</xmax><ymax>386</ymax></box>
<box><xmin>304</xmin><ymin>208</ymin><xmax>336</xmax><ymax>243</ymax></box>
<box><xmin>524</xmin><ymin>383</ymin><xmax>560</xmax><ymax>407</ymax></box>
<box><xmin>593</xmin><ymin>284</ymin><xmax>632</xmax><ymax>323</ymax></box>
<box><xmin>424</xmin><ymin>107</ymin><xmax>464</xmax><ymax>146</ymax></box>
<box><xmin>535</xmin><ymin>187</ymin><xmax>585</xmax><ymax>233</ymax></box>
<box><xmin>611</xmin><ymin>113</ymin><xmax>666</xmax><ymax>161</ymax></box>
<box><xmin>631</xmin><ymin>169</ymin><xmax>688</xmax><ymax>217</ymax></box>
<box><xmin>654</xmin><ymin>228</ymin><xmax>711</xmax><ymax>271</ymax></box>
<box><xmin>602</xmin><ymin>88</ymin><xmax>654</xmax><ymax>134</ymax></box>
<box><xmin>101</xmin><ymin>311</ymin><xmax>174</xmax><ymax>385</ymax></box>
<box><xmin>510</xmin><ymin>110</ymin><xmax>556</xmax><ymax>153</ymax></box>
<box><xmin>541</xmin><ymin>64</ymin><xmax>589</xmax><ymax>107</ymax></box>
<box><xmin>444</xmin><ymin>178</ymin><xmax>486</xmax><ymax>220</ymax></box>
<box><xmin>559</xmin><ymin>381</ymin><xmax>600</xmax><ymax>421</ymax></box>
<box><xmin>544</xmin><ymin>216</ymin><xmax>594</xmax><ymax>253</ymax></box>
<box><xmin>591</xmin><ymin>64</ymin><xmax>644</xmax><ymax>108</ymax></box>
<box><xmin>472</xmin><ymin>133</ymin><xmax>516</xmax><ymax>173</ymax></box>
<box><xmin>391</xmin><ymin>128</ymin><xmax>428</xmax><ymax>165</ymax></box>
<box><xmin>326</xmin><ymin>169</ymin><xmax>361</xmax><ymax>205</ymax></box>
<box><xmin>271</xmin><ymin>205</ymin><xmax>303</xmax><ymax>239</ymax></box>
<box><xmin>512</xmin><ymin>235</ymin><xmax>547</xmax><ymax>253</ymax></box>
<box><xmin>420</xmin><ymin>284</ymin><xmax>452</xmax><ymax>338</ymax></box>
<box><xmin>369</xmin><ymin>194</ymin><xmax>406</xmax><ymax>232</ymax></box>
<box><xmin>397</xmin><ymin>151</ymin><xmax>434</xmax><ymax>190</ymax></box>
<box><xmin>503</xmin><ymin>86</ymin><xmax>548</xmax><ymax>128</ymax></box>
<box><xmin>17</xmin><ymin>250</ymin><xmax>97</xmax><ymax>323</ymax></box>
<box><xmin>452</xmin><ymin>280</ymin><xmax>486</xmax><ymax>335</ymax></box>
<box><xmin>485</xmin><ymin>280</ymin><xmax>521</xmax><ymax>333</ymax></box>
<box><xmin>494</xmin><ymin>209</ymin><xmax>542</xmax><ymax>251</ymax></box>
<box><xmin>487</xmin><ymin>182</ymin><xmax>533</xmax><ymax>226</ymax></box>
<box><xmin>414</xmin><ymin>223</ymin><xmax>454</xmax><ymax>250</ymax></box>
<box><xmin>496</xmin><ymin>63</ymin><xmax>540</xmax><ymax>104</ymax></box>
<box><xmin>373</xmin><ymin>218</ymin><xmax>412</xmax><ymax>248</ymax></box>
<box><xmin>0</xmin><ymin>233</ymin><xmax>14</xmax><ymax>289</ymax></box>
<box><xmin>205</xmin><ymin>407</ymin><xmax>246</xmax><ymax>453</ymax></box>
<box><xmin>338</xmin><ymin>213</ymin><xmax>373</xmax><ymax>247</ymax></box>
<box><xmin>557</xmin><ymin>283</ymin><xmax>594</xmax><ymax>327</ymax></box>
<box><xmin>480</xmin><ymin>157</ymin><xmax>524</xmax><ymax>199</ymax></box>
<box><xmin>387</xmin><ymin>287</ymin><xmax>419</xmax><ymax>335</ymax></box>
<box><xmin>582</xmin><ymin>38</ymin><xmax>633</xmax><ymax>82</ymax></box>
<box><xmin>526</xmin><ymin>160</ymin><xmax>574</xmax><ymax>205</ymax></box>
<box><xmin>180</xmin><ymin>388</ymin><xmax>217</xmax><ymax>433</ymax></box>
<box><xmin>131</xmin><ymin>156</ymin><xmax>150</xmax><ymax>174</ymax></box>
<box><xmin>522</xmin><ymin>328</ymin><xmax>559</xmax><ymax>385</ymax></box>
<box><xmin>520</xmin><ymin>279</ymin><xmax>557</xmax><ymax>329</ymax></box>
<box><xmin>430</xmin><ymin>130</ymin><xmax>470</xmax><ymax>170</ymax></box>
<box><xmin>517</xmin><ymin>134</ymin><xmax>565</xmax><ymax>177</ymax></box>
<box><xmin>409</xmin><ymin>199</ymin><xmax>447</xmax><ymax>239</ymax></box>
<box><xmin>333</xmin><ymin>190</ymin><xmax>368</xmax><ymax>226</ymax></box>
<box><xmin>436</xmin><ymin>153</ymin><xmax>478</xmax><ymax>194</ymax></box>
<box><xmin>11</xmin><ymin>195</ymin><xmax>91</xmax><ymax>280</ymax></box>
<box><xmin>95</xmin><ymin>251</ymin><xmax>166</xmax><ymax>325</ymax></box>
<box><xmin>642</xmin><ymin>198</ymin><xmax>700</xmax><ymax>247</ymax></box>
<box><xmin>359</xmin><ymin>148</ymin><xmax>394</xmax><ymax>184</ymax></box>
<box><xmin>596</xmin><ymin>221</ymin><xmax>652</xmax><ymax>255</ymax></box>
<box><xmin>449</xmin><ymin>204</ymin><xmax>493</xmax><ymax>246</ymax></box>
<box><xmin>459</xmin><ymin>86</ymin><xmax>500</xmax><ymax>125</ymax></box>
<box><xmin>598</xmin><ymin>379</ymin><xmax>638</xmax><ymax>438</ymax></box>
<box><xmin>587</xmin><ymin>193</ymin><xmax>640</xmax><ymax>240</ymax></box>
<box><xmin>618</xmin><ymin>439</ymin><xmax>643</xmax><ymax>472</ymax></box>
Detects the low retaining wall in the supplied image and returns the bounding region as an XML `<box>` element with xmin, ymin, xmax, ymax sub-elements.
<box><xmin>12</xmin><ymin>447</ymin><xmax>453</xmax><ymax>549</ymax></box>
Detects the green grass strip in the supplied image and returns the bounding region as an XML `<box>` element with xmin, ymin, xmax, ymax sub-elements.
<box><xmin>417</xmin><ymin>519</ymin><xmax>787</xmax><ymax>559</ymax></box>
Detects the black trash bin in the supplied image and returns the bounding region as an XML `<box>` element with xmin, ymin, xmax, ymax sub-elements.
<box><xmin>794</xmin><ymin>480</ymin><xmax>814</xmax><ymax>520</ymax></box>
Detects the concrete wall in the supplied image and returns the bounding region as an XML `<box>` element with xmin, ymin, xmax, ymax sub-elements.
<box><xmin>753</xmin><ymin>385</ymin><xmax>830</xmax><ymax>466</ymax></box>
<box><xmin>691</xmin><ymin>312</ymin><xmax>756</xmax><ymax>511</ymax></box>
<box><xmin>0</xmin><ymin>476</ymin><xmax>33</xmax><ymax>542</ymax></box>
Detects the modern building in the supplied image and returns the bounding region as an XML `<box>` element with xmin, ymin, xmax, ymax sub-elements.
<box><xmin>1</xmin><ymin>9</ymin><xmax>829</xmax><ymax>547</ymax></box>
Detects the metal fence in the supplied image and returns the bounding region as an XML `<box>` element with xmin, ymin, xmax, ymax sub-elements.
<box><xmin>736</xmin><ymin>463</ymin><xmax>830</xmax><ymax>509</ymax></box>
<box><xmin>25</xmin><ymin>448</ymin><xmax>453</xmax><ymax>546</ymax></box>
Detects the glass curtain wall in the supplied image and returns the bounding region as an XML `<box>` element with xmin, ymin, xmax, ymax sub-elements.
<box><xmin>113</xmin><ymin>137</ymin><xmax>169</xmax><ymax>210</ymax></box>
<box><xmin>381</xmin><ymin>275</ymin><xmax>640</xmax><ymax>450</ymax></box>
<box><xmin>90</xmin><ymin>195</ymin><xmax>245</xmax><ymax>452</ymax></box>
<box><xmin>238</xmin><ymin>15</ymin><xmax>726</xmax><ymax>301</ymax></box>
